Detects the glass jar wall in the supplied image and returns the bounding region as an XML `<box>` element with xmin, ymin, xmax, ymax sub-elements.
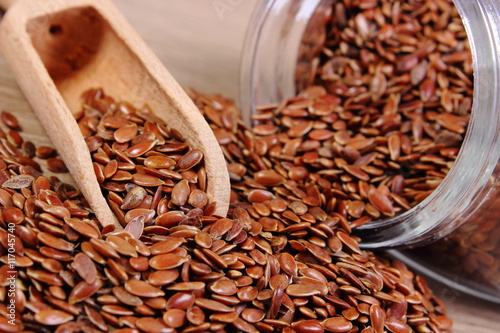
<box><xmin>240</xmin><ymin>0</ymin><xmax>500</xmax><ymax>302</ymax></box>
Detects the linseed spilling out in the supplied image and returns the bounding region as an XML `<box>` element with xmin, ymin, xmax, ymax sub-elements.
<box><xmin>0</xmin><ymin>98</ymin><xmax>451</xmax><ymax>332</ymax></box>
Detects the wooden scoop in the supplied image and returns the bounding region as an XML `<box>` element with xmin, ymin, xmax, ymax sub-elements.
<box><xmin>0</xmin><ymin>0</ymin><xmax>230</xmax><ymax>230</ymax></box>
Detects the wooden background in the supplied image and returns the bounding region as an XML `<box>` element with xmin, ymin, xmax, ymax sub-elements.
<box><xmin>0</xmin><ymin>0</ymin><xmax>499</xmax><ymax>331</ymax></box>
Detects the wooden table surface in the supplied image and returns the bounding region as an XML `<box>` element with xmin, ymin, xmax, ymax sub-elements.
<box><xmin>1</xmin><ymin>0</ymin><xmax>499</xmax><ymax>332</ymax></box>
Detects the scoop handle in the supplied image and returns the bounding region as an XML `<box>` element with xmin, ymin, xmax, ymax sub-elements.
<box><xmin>0</xmin><ymin>0</ymin><xmax>121</xmax><ymax>230</ymax></box>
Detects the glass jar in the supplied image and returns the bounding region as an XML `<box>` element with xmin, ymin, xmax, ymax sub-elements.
<box><xmin>240</xmin><ymin>0</ymin><xmax>500</xmax><ymax>302</ymax></box>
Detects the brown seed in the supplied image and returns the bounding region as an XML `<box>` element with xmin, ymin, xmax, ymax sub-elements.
<box><xmin>268</xmin><ymin>275</ymin><xmax>289</xmax><ymax>291</ymax></box>
<box><xmin>171</xmin><ymin>179</ymin><xmax>190</xmax><ymax>206</ymax></box>
<box><xmin>85</xmin><ymin>134</ymin><xmax>104</xmax><ymax>152</ymax></box>
<box><xmin>125</xmin><ymin>208</ymin><xmax>155</xmax><ymax>224</ymax></box>
<box><xmin>163</xmin><ymin>308</ymin><xmax>187</xmax><ymax>328</ymax></box>
<box><xmin>149</xmin><ymin>253</ymin><xmax>189</xmax><ymax>270</ymax></box>
<box><xmin>128</xmin><ymin>256</ymin><xmax>149</xmax><ymax>272</ymax></box>
<box><xmin>69</xmin><ymin>278</ymin><xmax>103</xmax><ymax>304</ymax></box>
<box><xmin>420</xmin><ymin>79</ymin><xmax>436</xmax><ymax>102</ymax></box>
<box><xmin>195</xmin><ymin>298</ymin><xmax>234</xmax><ymax>312</ymax></box>
<box><xmin>168</xmin><ymin>227</ymin><xmax>198</xmax><ymax>239</ymax></box>
<box><xmin>72</xmin><ymin>252</ymin><xmax>97</xmax><ymax>283</ymax></box>
<box><xmin>2</xmin><ymin>174</ymin><xmax>34</xmax><ymax>189</ymax></box>
<box><xmin>166</xmin><ymin>292</ymin><xmax>195</xmax><ymax>310</ymax></box>
<box><xmin>233</xmin><ymin>317</ymin><xmax>260</xmax><ymax>333</ymax></box>
<box><xmin>41</xmin><ymin>258</ymin><xmax>63</xmax><ymax>272</ymax></box>
<box><xmin>368</xmin><ymin>188</ymin><xmax>395</xmax><ymax>216</ymax></box>
<box><xmin>150</xmin><ymin>237</ymin><xmax>184</xmax><ymax>255</ymax></box>
<box><xmin>343</xmin><ymin>165</ymin><xmax>369</xmax><ymax>181</ymax></box>
<box><xmin>176</xmin><ymin>149</ymin><xmax>203</xmax><ymax>171</ymax></box>
<box><xmin>278</xmin><ymin>252</ymin><xmax>297</xmax><ymax>277</ymax></box>
<box><xmin>46</xmin><ymin>158</ymin><xmax>68</xmax><ymax>173</ymax></box>
<box><xmin>125</xmin><ymin>140</ymin><xmax>157</xmax><ymax>158</ymax></box>
<box><xmin>210</xmin><ymin>311</ymin><xmax>239</xmax><ymax>323</ymax></box>
<box><xmin>37</xmin><ymin>232</ymin><xmax>74</xmax><ymax>252</ymax></box>
<box><xmin>90</xmin><ymin>238</ymin><xmax>120</xmax><ymax>258</ymax></box>
<box><xmin>103</xmin><ymin>114</ymin><xmax>133</xmax><ymax>128</ymax></box>
<box><xmin>292</xmin><ymin>319</ymin><xmax>325</xmax><ymax>333</ymax></box>
<box><xmin>167</xmin><ymin>281</ymin><xmax>206</xmax><ymax>291</ymax></box>
<box><xmin>237</xmin><ymin>285</ymin><xmax>259</xmax><ymax>302</ymax></box>
<box><xmin>0</xmin><ymin>189</ymin><xmax>13</xmax><ymax>207</ymax></box>
<box><xmin>64</xmin><ymin>217</ymin><xmax>100</xmax><ymax>239</ymax></box>
<box><xmin>34</xmin><ymin>309</ymin><xmax>73</xmax><ymax>326</ymax></box>
<box><xmin>104</xmin><ymin>159</ymin><xmax>119</xmax><ymax>179</ymax></box>
<box><xmin>369</xmin><ymin>304</ymin><xmax>386</xmax><ymax>333</ymax></box>
<box><xmin>202</xmin><ymin>248</ymin><xmax>229</xmax><ymax>268</ymax></box>
<box><xmin>186</xmin><ymin>305</ymin><xmax>205</xmax><ymax>326</ymax></box>
<box><xmin>247</xmin><ymin>189</ymin><xmax>274</xmax><ymax>203</ymax></box>
<box><xmin>131</xmin><ymin>173</ymin><xmax>164</xmax><ymax>187</ymax></box>
<box><xmin>385</xmin><ymin>317</ymin><xmax>411</xmax><ymax>333</ymax></box>
<box><xmin>0</xmin><ymin>231</ymin><xmax>23</xmax><ymax>256</ymax></box>
<box><xmin>241</xmin><ymin>308</ymin><xmax>266</xmax><ymax>323</ymax></box>
<box><xmin>113</xmin><ymin>286</ymin><xmax>143</xmax><ymax>306</ymax></box>
<box><xmin>144</xmin><ymin>155</ymin><xmax>176</xmax><ymax>169</ymax></box>
<box><xmin>188</xmin><ymin>189</ymin><xmax>209</xmax><ymax>208</ymax></box>
<box><xmin>286</xmin><ymin>283</ymin><xmax>324</xmax><ymax>297</ymax></box>
<box><xmin>210</xmin><ymin>279</ymin><xmax>238</xmax><ymax>296</ymax></box>
<box><xmin>321</xmin><ymin>317</ymin><xmax>353</xmax><ymax>332</ymax></box>
<box><xmin>1</xmin><ymin>110</ymin><xmax>19</xmax><ymax>128</ymax></box>
<box><xmin>125</xmin><ymin>279</ymin><xmax>165</xmax><ymax>297</ymax></box>
<box><xmin>121</xmin><ymin>186</ymin><xmax>148</xmax><ymax>210</ymax></box>
<box><xmin>135</xmin><ymin>317</ymin><xmax>174</xmax><ymax>333</ymax></box>
<box><xmin>144</xmin><ymin>297</ymin><xmax>168</xmax><ymax>310</ymax></box>
<box><xmin>92</xmin><ymin>162</ymin><xmax>106</xmax><ymax>183</ymax></box>
<box><xmin>2</xmin><ymin>206</ymin><xmax>24</xmax><ymax>224</ymax></box>
<box><xmin>437</xmin><ymin>113</ymin><xmax>466</xmax><ymax>134</ymax></box>
<box><xmin>388</xmin><ymin>134</ymin><xmax>401</xmax><ymax>161</ymax></box>
<box><xmin>84</xmin><ymin>304</ymin><xmax>108</xmax><ymax>331</ymax></box>
<box><xmin>81</xmin><ymin>241</ymin><xmax>106</xmax><ymax>264</ymax></box>
<box><xmin>336</xmin><ymin>231</ymin><xmax>363</xmax><ymax>255</ymax></box>
<box><xmin>226</xmin><ymin>221</ymin><xmax>245</xmax><ymax>243</ymax></box>
<box><xmin>106</xmin><ymin>234</ymin><xmax>138</xmax><ymax>257</ymax></box>
<box><xmin>144</xmin><ymin>298</ymin><xmax>168</xmax><ymax>311</ymax></box>
<box><xmin>102</xmin><ymin>304</ymin><xmax>135</xmax><ymax>316</ymax></box>
<box><xmin>114</xmin><ymin>123</ymin><xmax>138</xmax><ymax>143</ymax></box>
<box><xmin>254</xmin><ymin>170</ymin><xmax>285</xmax><ymax>187</ymax></box>
<box><xmin>390</xmin><ymin>175</ymin><xmax>405</xmax><ymax>195</ymax></box>
<box><xmin>155</xmin><ymin>211</ymin><xmax>186</xmax><ymax>228</ymax></box>
<box><xmin>3</xmin><ymin>255</ymin><xmax>32</xmax><ymax>267</ymax></box>
<box><xmin>306</xmin><ymin>243</ymin><xmax>332</xmax><ymax>263</ymax></box>
<box><xmin>210</xmin><ymin>218</ymin><xmax>234</xmax><ymax>238</ymax></box>
<box><xmin>193</xmin><ymin>258</ymin><xmax>216</xmax><ymax>273</ymax></box>
<box><xmin>149</xmin><ymin>269</ymin><xmax>180</xmax><ymax>286</ymax></box>
<box><xmin>124</xmin><ymin>216</ymin><xmax>145</xmax><ymax>240</ymax></box>
<box><xmin>195</xmin><ymin>230</ymin><xmax>213</xmax><ymax>248</ymax></box>
<box><xmin>35</xmin><ymin>145</ymin><xmax>57</xmax><ymax>159</ymax></box>
<box><xmin>345</xmin><ymin>200</ymin><xmax>365</xmax><ymax>219</ymax></box>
